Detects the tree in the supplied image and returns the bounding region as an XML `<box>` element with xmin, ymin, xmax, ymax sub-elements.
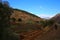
<box><xmin>11</xmin><ymin>18</ymin><xmax>16</xmax><ymax>22</ymax></box>
<box><xmin>40</xmin><ymin>19</ymin><xmax>55</xmax><ymax>28</ymax></box>
<box><xmin>18</xmin><ymin>18</ymin><xmax>22</xmax><ymax>22</ymax></box>
<box><xmin>47</xmin><ymin>19</ymin><xmax>55</xmax><ymax>26</ymax></box>
<box><xmin>40</xmin><ymin>20</ymin><xmax>48</xmax><ymax>28</ymax></box>
<box><xmin>0</xmin><ymin>1</ymin><xmax>13</xmax><ymax>40</ymax></box>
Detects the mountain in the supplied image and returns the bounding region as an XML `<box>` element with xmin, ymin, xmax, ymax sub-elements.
<box><xmin>10</xmin><ymin>9</ymin><xmax>42</xmax><ymax>23</ymax></box>
<box><xmin>51</xmin><ymin>13</ymin><xmax>60</xmax><ymax>23</ymax></box>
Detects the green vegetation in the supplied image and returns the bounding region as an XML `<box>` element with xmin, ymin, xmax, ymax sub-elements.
<box><xmin>18</xmin><ymin>18</ymin><xmax>22</xmax><ymax>22</ymax></box>
<box><xmin>40</xmin><ymin>19</ymin><xmax>55</xmax><ymax>28</ymax></box>
<box><xmin>0</xmin><ymin>1</ymin><xmax>19</xmax><ymax>40</ymax></box>
<box><xmin>27</xmin><ymin>20</ymin><xmax>35</xmax><ymax>24</ymax></box>
<box><xmin>11</xmin><ymin>18</ymin><xmax>16</xmax><ymax>22</ymax></box>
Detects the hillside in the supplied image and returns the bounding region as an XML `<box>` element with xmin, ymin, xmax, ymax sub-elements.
<box><xmin>51</xmin><ymin>13</ymin><xmax>60</xmax><ymax>23</ymax></box>
<box><xmin>9</xmin><ymin>9</ymin><xmax>60</xmax><ymax>40</ymax></box>
<box><xmin>10</xmin><ymin>9</ymin><xmax>42</xmax><ymax>23</ymax></box>
<box><xmin>35</xmin><ymin>24</ymin><xmax>60</xmax><ymax>40</ymax></box>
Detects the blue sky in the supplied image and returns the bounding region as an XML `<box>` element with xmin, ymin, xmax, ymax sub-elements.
<box><xmin>3</xmin><ymin>0</ymin><xmax>60</xmax><ymax>18</ymax></box>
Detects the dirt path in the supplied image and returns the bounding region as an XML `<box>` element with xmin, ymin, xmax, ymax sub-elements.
<box><xmin>35</xmin><ymin>25</ymin><xmax>60</xmax><ymax>40</ymax></box>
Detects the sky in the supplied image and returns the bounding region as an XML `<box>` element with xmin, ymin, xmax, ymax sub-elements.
<box><xmin>3</xmin><ymin>0</ymin><xmax>60</xmax><ymax>18</ymax></box>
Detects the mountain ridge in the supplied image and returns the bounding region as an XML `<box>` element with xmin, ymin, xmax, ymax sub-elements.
<box><xmin>10</xmin><ymin>8</ymin><xmax>42</xmax><ymax>23</ymax></box>
<box><xmin>51</xmin><ymin>13</ymin><xmax>60</xmax><ymax>23</ymax></box>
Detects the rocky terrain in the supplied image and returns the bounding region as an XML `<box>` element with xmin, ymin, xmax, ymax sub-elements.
<box><xmin>10</xmin><ymin>9</ymin><xmax>42</xmax><ymax>23</ymax></box>
<box><xmin>51</xmin><ymin>13</ymin><xmax>60</xmax><ymax>23</ymax></box>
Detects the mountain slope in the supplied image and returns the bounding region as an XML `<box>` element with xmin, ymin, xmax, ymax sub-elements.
<box><xmin>35</xmin><ymin>24</ymin><xmax>60</xmax><ymax>40</ymax></box>
<box><xmin>51</xmin><ymin>13</ymin><xmax>60</xmax><ymax>23</ymax></box>
<box><xmin>10</xmin><ymin>9</ymin><xmax>42</xmax><ymax>23</ymax></box>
